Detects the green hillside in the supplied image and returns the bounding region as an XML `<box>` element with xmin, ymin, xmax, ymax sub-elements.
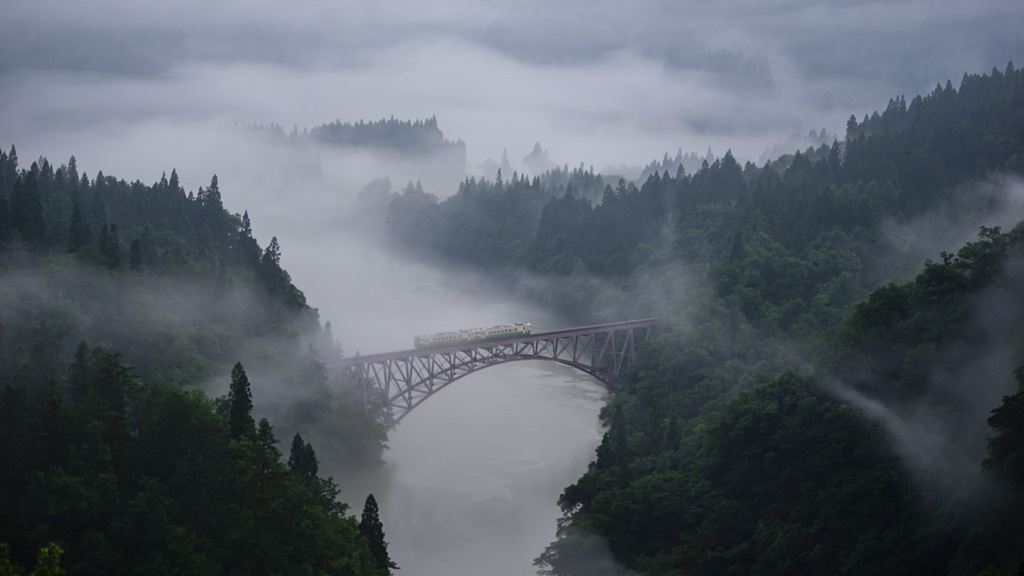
<box><xmin>386</xmin><ymin>63</ymin><xmax>1024</xmax><ymax>575</ymax></box>
<box><xmin>0</xmin><ymin>156</ymin><xmax>391</xmax><ymax>574</ymax></box>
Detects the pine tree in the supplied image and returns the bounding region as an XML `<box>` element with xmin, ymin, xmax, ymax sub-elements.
<box><xmin>66</xmin><ymin>199</ymin><xmax>91</xmax><ymax>254</ymax></box>
<box><xmin>88</xmin><ymin>349</ymin><xmax>135</xmax><ymax>416</ymax></box>
<box><xmin>67</xmin><ymin>340</ymin><xmax>92</xmax><ymax>402</ymax></box>
<box><xmin>98</xmin><ymin>224</ymin><xmax>121</xmax><ymax>269</ymax></box>
<box><xmin>359</xmin><ymin>494</ymin><xmax>398</xmax><ymax>575</ymax></box>
<box><xmin>227</xmin><ymin>362</ymin><xmax>255</xmax><ymax>439</ymax></box>
<box><xmin>985</xmin><ymin>366</ymin><xmax>1024</xmax><ymax>483</ymax></box>
<box><xmin>11</xmin><ymin>166</ymin><xmax>45</xmax><ymax>245</ymax></box>
<box><xmin>287</xmin><ymin>433</ymin><xmax>319</xmax><ymax>482</ymax></box>
<box><xmin>128</xmin><ymin>238</ymin><xmax>143</xmax><ymax>272</ymax></box>
<box><xmin>0</xmin><ymin>191</ymin><xmax>10</xmax><ymax>245</ymax></box>
<box><xmin>198</xmin><ymin>175</ymin><xmax>223</xmax><ymax>212</ymax></box>
<box><xmin>236</xmin><ymin>210</ymin><xmax>261</xmax><ymax>267</ymax></box>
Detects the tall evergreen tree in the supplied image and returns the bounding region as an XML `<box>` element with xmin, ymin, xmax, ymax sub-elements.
<box><xmin>11</xmin><ymin>165</ymin><xmax>45</xmax><ymax>245</ymax></box>
<box><xmin>985</xmin><ymin>366</ymin><xmax>1024</xmax><ymax>484</ymax></box>
<box><xmin>67</xmin><ymin>340</ymin><xmax>92</xmax><ymax>402</ymax></box>
<box><xmin>359</xmin><ymin>494</ymin><xmax>398</xmax><ymax>576</ymax></box>
<box><xmin>89</xmin><ymin>349</ymin><xmax>135</xmax><ymax>415</ymax></box>
<box><xmin>287</xmin><ymin>433</ymin><xmax>319</xmax><ymax>482</ymax></box>
<box><xmin>0</xmin><ymin>192</ymin><xmax>10</xmax><ymax>245</ymax></box>
<box><xmin>256</xmin><ymin>417</ymin><xmax>281</xmax><ymax>460</ymax></box>
<box><xmin>0</xmin><ymin>145</ymin><xmax>17</xmax><ymax>195</ymax></box>
<box><xmin>98</xmin><ymin>224</ymin><xmax>121</xmax><ymax>269</ymax></box>
<box><xmin>66</xmin><ymin>198</ymin><xmax>91</xmax><ymax>254</ymax></box>
<box><xmin>198</xmin><ymin>175</ymin><xmax>223</xmax><ymax>212</ymax></box>
<box><xmin>236</xmin><ymin>210</ymin><xmax>262</xmax><ymax>267</ymax></box>
<box><xmin>227</xmin><ymin>362</ymin><xmax>255</xmax><ymax>439</ymax></box>
<box><xmin>128</xmin><ymin>238</ymin><xmax>143</xmax><ymax>272</ymax></box>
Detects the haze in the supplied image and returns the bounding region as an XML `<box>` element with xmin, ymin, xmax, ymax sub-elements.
<box><xmin>3</xmin><ymin>2</ymin><xmax>1023</xmax><ymax>575</ymax></box>
<box><xmin>4</xmin><ymin>0</ymin><xmax>1022</xmax><ymax>186</ymax></box>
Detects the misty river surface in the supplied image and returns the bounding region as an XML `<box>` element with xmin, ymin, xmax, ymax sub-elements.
<box><xmin>284</xmin><ymin>231</ymin><xmax>609</xmax><ymax>576</ymax></box>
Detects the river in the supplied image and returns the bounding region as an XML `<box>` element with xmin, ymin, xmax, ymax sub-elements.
<box><xmin>281</xmin><ymin>228</ymin><xmax>609</xmax><ymax>576</ymax></box>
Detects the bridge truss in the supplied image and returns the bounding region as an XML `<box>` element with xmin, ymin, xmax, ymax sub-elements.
<box><xmin>332</xmin><ymin>318</ymin><xmax>657</xmax><ymax>430</ymax></box>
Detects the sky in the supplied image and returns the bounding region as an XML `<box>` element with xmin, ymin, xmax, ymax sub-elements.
<box><xmin>2</xmin><ymin>0</ymin><xmax>1022</xmax><ymax>188</ymax></box>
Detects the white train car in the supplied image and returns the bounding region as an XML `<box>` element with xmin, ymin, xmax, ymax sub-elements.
<box><xmin>414</xmin><ymin>322</ymin><xmax>532</xmax><ymax>349</ymax></box>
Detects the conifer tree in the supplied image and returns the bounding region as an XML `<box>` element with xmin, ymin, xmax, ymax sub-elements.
<box><xmin>287</xmin><ymin>433</ymin><xmax>319</xmax><ymax>482</ymax></box>
<box><xmin>89</xmin><ymin>349</ymin><xmax>134</xmax><ymax>415</ymax></box>
<box><xmin>98</xmin><ymin>224</ymin><xmax>121</xmax><ymax>269</ymax></box>
<box><xmin>236</xmin><ymin>210</ymin><xmax>261</xmax><ymax>267</ymax></box>
<box><xmin>227</xmin><ymin>362</ymin><xmax>255</xmax><ymax>439</ymax></box>
<box><xmin>11</xmin><ymin>166</ymin><xmax>45</xmax><ymax>245</ymax></box>
<box><xmin>67</xmin><ymin>340</ymin><xmax>92</xmax><ymax>402</ymax></box>
<box><xmin>128</xmin><ymin>238</ymin><xmax>143</xmax><ymax>272</ymax></box>
<box><xmin>66</xmin><ymin>199</ymin><xmax>91</xmax><ymax>254</ymax></box>
<box><xmin>359</xmin><ymin>494</ymin><xmax>398</xmax><ymax>575</ymax></box>
<box><xmin>0</xmin><ymin>192</ymin><xmax>10</xmax><ymax>245</ymax></box>
<box><xmin>985</xmin><ymin>366</ymin><xmax>1024</xmax><ymax>483</ymax></box>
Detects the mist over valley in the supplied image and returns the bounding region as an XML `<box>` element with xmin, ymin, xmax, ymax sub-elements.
<box><xmin>3</xmin><ymin>2</ymin><xmax>1024</xmax><ymax>575</ymax></box>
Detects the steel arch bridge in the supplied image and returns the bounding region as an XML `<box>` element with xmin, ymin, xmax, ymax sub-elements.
<box><xmin>331</xmin><ymin>318</ymin><xmax>657</xmax><ymax>430</ymax></box>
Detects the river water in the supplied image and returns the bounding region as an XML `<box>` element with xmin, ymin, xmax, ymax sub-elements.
<box><xmin>282</xmin><ymin>229</ymin><xmax>609</xmax><ymax>576</ymax></box>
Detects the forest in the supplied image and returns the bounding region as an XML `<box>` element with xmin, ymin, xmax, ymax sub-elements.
<box><xmin>245</xmin><ymin>116</ymin><xmax>468</xmax><ymax>167</ymax></box>
<box><xmin>0</xmin><ymin>151</ymin><xmax>392</xmax><ymax>573</ymax></box>
<box><xmin>2</xmin><ymin>61</ymin><xmax>1024</xmax><ymax>575</ymax></box>
<box><xmin>384</xmin><ymin>64</ymin><xmax>1024</xmax><ymax>575</ymax></box>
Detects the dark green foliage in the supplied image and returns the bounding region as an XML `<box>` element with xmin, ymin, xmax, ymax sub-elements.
<box><xmin>385</xmin><ymin>165</ymin><xmax>606</xmax><ymax>270</ymax></box>
<box><xmin>359</xmin><ymin>494</ymin><xmax>398</xmax><ymax>576</ymax></box>
<box><xmin>833</xmin><ymin>225</ymin><xmax>1023</xmax><ymax>401</ymax></box>
<box><xmin>308</xmin><ymin>115</ymin><xmax>465</xmax><ymax>158</ymax></box>
<box><xmin>227</xmin><ymin>362</ymin><xmax>255</xmax><ymax>439</ymax></box>
<box><xmin>0</xmin><ymin>349</ymin><xmax>388</xmax><ymax>576</ymax></box>
<box><xmin>4</xmin><ymin>62</ymin><xmax>1022</xmax><ymax>576</ymax></box>
<box><xmin>288</xmin><ymin>433</ymin><xmax>319</xmax><ymax>480</ymax></box>
<box><xmin>0</xmin><ymin>192</ymin><xmax>10</xmax><ymax>246</ymax></box>
<box><xmin>10</xmin><ymin>164</ymin><xmax>45</xmax><ymax>246</ymax></box>
<box><xmin>127</xmin><ymin>238</ymin><xmax>142</xmax><ymax>272</ymax></box>
<box><xmin>0</xmin><ymin>155</ymin><xmax>332</xmax><ymax>390</ymax></box>
<box><xmin>537</xmin><ymin>224</ymin><xmax>1024</xmax><ymax>575</ymax></box>
<box><xmin>286</xmin><ymin>432</ymin><xmax>348</xmax><ymax>516</ymax></box>
<box><xmin>543</xmin><ymin>371</ymin><xmax>923</xmax><ymax>576</ymax></box>
<box><xmin>98</xmin><ymin>224</ymin><xmax>121</xmax><ymax>269</ymax></box>
<box><xmin>964</xmin><ymin>367</ymin><xmax>1024</xmax><ymax>574</ymax></box>
<box><xmin>387</xmin><ymin>65</ymin><xmax>1024</xmax><ymax>322</ymax></box>
<box><xmin>986</xmin><ymin>367</ymin><xmax>1024</xmax><ymax>483</ymax></box>
<box><xmin>257</xmin><ymin>236</ymin><xmax>306</xmax><ymax>308</ymax></box>
<box><xmin>233</xmin><ymin>211</ymin><xmax>261</xmax><ymax>269</ymax></box>
<box><xmin>65</xmin><ymin>198</ymin><xmax>91</xmax><ymax>254</ymax></box>
<box><xmin>0</xmin><ymin>154</ymin><xmax>391</xmax><ymax>573</ymax></box>
<box><xmin>374</xmin><ymin>64</ymin><xmax>1024</xmax><ymax>575</ymax></box>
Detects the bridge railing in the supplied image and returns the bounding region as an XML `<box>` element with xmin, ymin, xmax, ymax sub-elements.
<box><xmin>329</xmin><ymin>318</ymin><xmax>658</xmax><ymax>429</ymax></box>
<box><xmin>332</xmin><ymin>318</ymin><xmax>658</xmax><ymax>367</ymax></box>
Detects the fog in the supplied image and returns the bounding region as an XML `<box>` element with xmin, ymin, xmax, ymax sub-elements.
<box><xmin>4</xmin><ymin>0</ymin><xmax>1022</xmax><ymax>179</ymax></box>
<box><xmin>3</xmin><ymin>1</ymin><xmax>1023</xmax><ymax>574</ymax></box>
<box><xmin>823</xmin><ymin>178</ymin><xmax>1024</xmax><ymax>504</ymax></box>
<box><xmin>269</xmin><ymin>226</ymin><xmax>619</xmax><ymax>576</ymax></box>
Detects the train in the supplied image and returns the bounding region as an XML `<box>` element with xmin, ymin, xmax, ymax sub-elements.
<box><xmin>414</xmin><ymin>322</ymin><xmax>532</xmax><ymax>349</ymax></box>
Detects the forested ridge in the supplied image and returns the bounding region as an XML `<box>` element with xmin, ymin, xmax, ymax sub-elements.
<box><xmin>3</xmin><ymin>61</ymin><xmax>1024</xmax><ymax>575</ymax></box>
<box><xmin>246</xmin><ymin>115</ymin><xmax>468</xmax><ymax>163</ymax></box>
<box><xmin>0</xmin><ymin>156</ymin><xmax>391</xmax><ymax>574</ymax></box>
<box><xmin>385</xmin><ymin>63</ymin><xmax>1024</xmax><ymax>574</ymax></box>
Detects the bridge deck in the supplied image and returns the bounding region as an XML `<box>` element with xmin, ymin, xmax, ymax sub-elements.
<box><xmin>332</xmin><ymin>317</ymin><xmax>657</xmax><ymax>429</ymax></box>
<box><xmin>335</xmin><ymin>317</ymin><xmax>659</xmax><ymax>366</ymax></box>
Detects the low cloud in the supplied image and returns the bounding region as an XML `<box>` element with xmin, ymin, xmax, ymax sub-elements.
<box><xmin>825</xmin><ymin>249</ymin><xmax>1024</xmax><ymax>502</ymax></box>
<box><xmin>4</xmin><ymin>0</ymin><xmax>1021</xmax><ymax>180</ymax></box>
<box><xmin>871</xmin><ymin>177</ymin><xmax>1024</xmax><ymax>283</ymax></box>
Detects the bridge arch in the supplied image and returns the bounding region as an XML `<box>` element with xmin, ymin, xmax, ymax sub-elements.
<box><xmin>331</xmin><ymin>319</ymin><xmax>657</xmax><ymax>430</ymax></box>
